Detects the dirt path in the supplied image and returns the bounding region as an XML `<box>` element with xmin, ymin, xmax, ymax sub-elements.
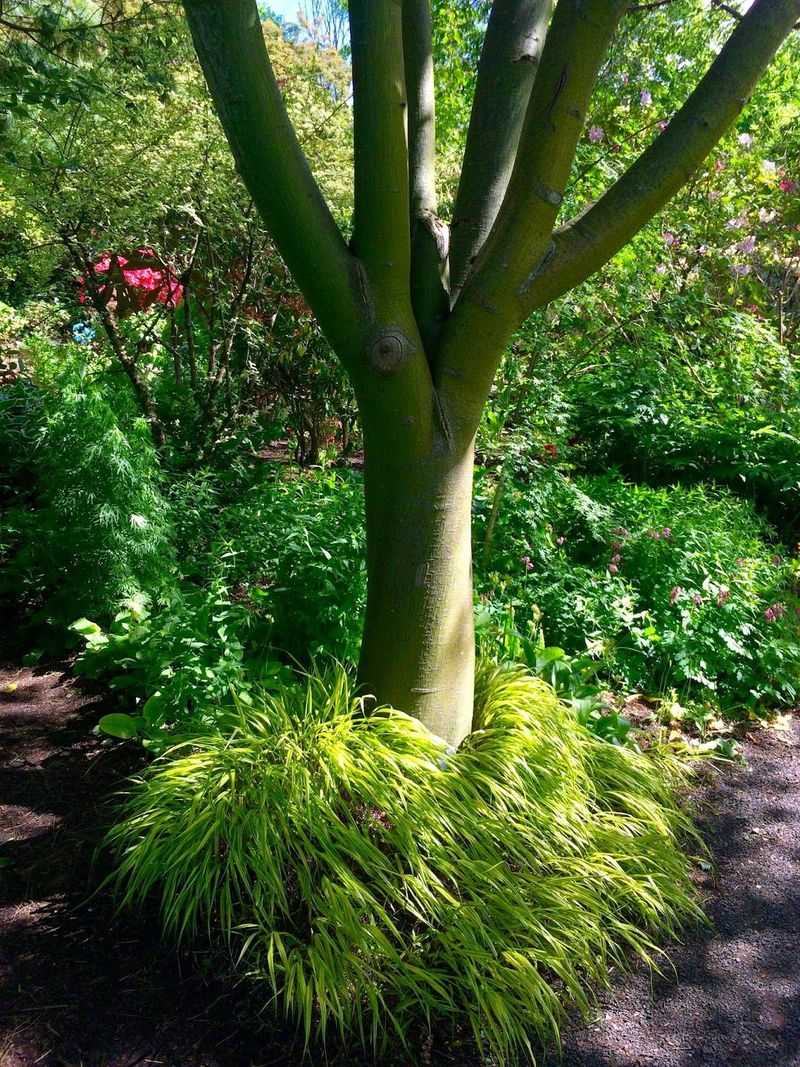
<box><xmin>1</xmin><ymin>665</ymin><xmax>798</xmax><ymax>1067</ymax></box>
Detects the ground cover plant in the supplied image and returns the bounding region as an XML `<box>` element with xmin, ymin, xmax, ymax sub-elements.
<box><xmin>107</xmin><ymin>663</ymin><xmax>703</xmax><ymax>1063</ymax></box>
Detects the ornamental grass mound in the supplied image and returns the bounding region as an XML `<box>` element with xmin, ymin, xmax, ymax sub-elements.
<box><xmin>107</xmin><ymin>663</ymin><xmax>703</xmax><ymax>1063</ymax></box>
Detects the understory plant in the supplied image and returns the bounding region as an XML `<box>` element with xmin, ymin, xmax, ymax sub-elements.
<box><xmin>477</xmin><ymin>468</ymin><xmax>800</xmax><ymax>713</ymax></box>
<box><xmin>107</xmin><ymin>662</ymin><xmax>702</xmax><ymax>1063</ymax></box>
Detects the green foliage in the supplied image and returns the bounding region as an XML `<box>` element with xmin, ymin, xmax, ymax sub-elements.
<box><xmin>173</xmin><ymin>467</ymin><xmax>367</xmax><ymax>662</ymax></box>
<box><xmin>475</xmin><ymin>468</ymin><xmax>800</xmax><ymax>713</ymax></box>
<box><xmin>0</xmin><ymin>347</ymin><xmax>173</xmax><ymax>629</ymax></box>
<box><xmin>107</xmin><ymin>662</ymin><xmax>701</xmax><ymax>1063</ymax></box>
<box><xmin>71</xmin><ymin>581</ymin><xmax>299</xmax><ymax>750</ymax></box>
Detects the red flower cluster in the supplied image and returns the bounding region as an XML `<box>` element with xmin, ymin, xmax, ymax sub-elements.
<box><xmin>78</xmin><ymin>248</ymin><xmax>183</xmax><ymax>318</ymax></box>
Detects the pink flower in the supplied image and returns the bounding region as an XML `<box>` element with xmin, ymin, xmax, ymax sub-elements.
<box><xmin>670</xmin><ymin>586</ymin><xmax>683</xmax><ymax>604</ymax></box>
<box><xmin>715</xmin><ymin>157</ymin><xmax>727</xmax><ymax>173</ymax></box>
<box><xmin>692</xmin><ymin>593</ymin><xmax>704</xmax><ymax>607</ymax></box>
<box><xmin>611</xmin><ymin>553</ymin><xmax>622</xmax><ymax>564</ymax></box>
<box><xmin>764</xmin><ymin>603</ymin><xmax>786</xmax><ymax>623</ymax></box>
<box><xmin>556</xmin><ymin>536</ymin><xmax>566</xmax><ymax>546</ymax></box>
<box><xmin>608</xmin><ymin>563</ymin><xmax>619</xmax><ymax>575</ymax></box>
<box><xmin>780</xmin><ymin>177</ymin><xmax>798</xmax><ymax>194</ymax></box>
<box><xmin>717</xmin><ymin>587</ymin><xmax>730</xmax><ymax>607</ymax></box>
<box><xmin>521</xmin><ymin>555</ymin><xmax>534</xmax><ymax>573</ymax></box>
<box><xmin>640</xmin><ymin>90</ymin><xmax>652</xmax><ymax>107</ymax></box>
<box><xmin>658</xmin><ymin>120</ymin><xmax>669</xmax><ymax>132</ymax></box>
<box><xmin>663</xmin><ymin>231</ymin><xmax>678</xmax><ymax>247</ymax></box>
<box><xmin>726</xmin><ymin>213</ymin><xmax>748</xmax><ymax>231</ymax></box>
<box><xmin>588</xmin><ymin>125</ymin><xmax>605</xmax><ymax>144</ymax></box>
<box><xmin>737</xmin><ymin>132</ymin><xmax>753</xmax><ymax>149</ymax></box>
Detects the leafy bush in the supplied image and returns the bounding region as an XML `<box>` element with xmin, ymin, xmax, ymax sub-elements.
<box><xmin>475</xmin><ymin>468</ymin><xmax>800</xmax><ymax>712</ymax></box>
<box><xmin>173</xmin><ymin>467</ymin><xmax>367</xmax><ymax>662</ymax></box>
<box><xmin>107</xmin><ymin>663</ymin><xmax>701</xmax><ymax>1063</ymax></box>
<box><xmin>566</xmin><ymin>303</ymin><xmax>800</xmax><ymax>532</ymax></box>
<box><xmin>72</xmin><ymin>585</ymin><xmax>292</xmax><ymax>749</ymax></box>
<box><xmin>0</xmin><ymin>350</ymin><xmax>174</xmax><ymax>630</ymax></box>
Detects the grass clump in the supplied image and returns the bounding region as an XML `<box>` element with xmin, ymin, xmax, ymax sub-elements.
<box><xmin>107</xmin><ymin>663</ymin><xmax>703</xmax><ymax>1063</ymax></box>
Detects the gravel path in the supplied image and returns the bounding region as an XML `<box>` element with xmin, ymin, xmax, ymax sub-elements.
<box><xmin>1</xmin><ymin>665</ymin><xmax>798</xmax><ymax>1066</ymax></box>
<box><xmin>547</xmin><ymin>717</ymin><xmax>800</xmax><ymax>1067</ymax></box>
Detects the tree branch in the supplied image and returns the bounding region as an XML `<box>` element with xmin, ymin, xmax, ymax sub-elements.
<box><xmin>349</xmin><ymin>0</ymin><xmax>411</xmax><ymax>308</ymax></box>
<box><xmin>448</xmin><ymin>0</ymin><xmax>553</xmax><ymax>301</ymax></box>
<box><xmin>402</xmin><ymin>0</ymin><xmax>449</xmax><ymax>352</ymax></box>
<box><xmin>521</xmin><ymin>0</ymin><xmax>800</xmax><ymax>314</ymax></box>
<box><xmin>431</xmin><ymin>0</ymin><xmax>628</xmax><ymax>443</ymax></box>
<box><xmin>182</xmin><ymin>0</ymin><xmax>363</xmax><ymax>360</ymax></box>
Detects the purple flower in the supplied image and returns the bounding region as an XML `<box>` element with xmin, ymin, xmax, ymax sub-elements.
<box><xmin>662</xmin><ymin>527</ymin><xmax>671</xmax><ymax>539</ymax></box>
<box><xmin>658</xmin><ymin>120</ymin><xmax>669</xmax><ymax>132</ymax></box>
<box><xmin>640</xmin><ymin>90</ymin><xmax>653</xmax><ymax>107</ymax></box>
<box><xmin>663</xmin><ymin>231</ymin><xmax>678</xmax><ymax>247</ymax></box>
<box><xmin>736</xmin><ymin>235</ymin><xmax>756</xmax><ymax>254</ymax></box>
<box><xmin>521</xmin><ymin>555</ymin><xmax>534</xmax><ymax>573</ymax></box>
<box><xmin>738</xmin><ymin>132</ymin><xmax>753</xmax><ymax>149</ymax></box>
<box><xmin>588</xmin><ymin>125</ymin><xmax>605</xmax><ymax>144</ymax></box>
<box><xmin>731</xmin><ymin>263</ymin><xmax>752</xmax><ymax>277</ymax></box>
<box><xmin>692</xmin><ymin>593</ymin><xmax>704</xmax><ymax>607</ymax></box>
<box><xmin>764</xmin><ymin>602</ymin><xmax>786</xmax><ymax>623</ymax></box>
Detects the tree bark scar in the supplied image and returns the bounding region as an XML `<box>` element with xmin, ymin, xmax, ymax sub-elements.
<box><xmin>518</xmin><ymin>241</ymin><xmax>557</xmax><ymax>295</ymax></box>
<box><xmin>433</xmin><ymin>388</ymin><xmax>455</xmax><ymax>454</ymax></box>
<box><xmin>369</xmin><ymin>326</ymin><xmax>415</xmax><ymax>374</ymax></box>
<box><xmin>545</xmin><ymin>66</ymin><xmax>569</xmax><ymax>125</ymax></box>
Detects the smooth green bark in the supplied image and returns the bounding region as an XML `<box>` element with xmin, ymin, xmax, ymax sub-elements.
<box><xmin>358</xmin><ymin>424</ymin><xmax>476</xmax><ymax>747</ymax></box>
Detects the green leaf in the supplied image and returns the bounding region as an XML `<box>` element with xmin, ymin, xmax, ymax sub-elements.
<box><xmin>98</xmin><ymin>713</ymin><xmax>142</xmax><ymax>739</ymax></box>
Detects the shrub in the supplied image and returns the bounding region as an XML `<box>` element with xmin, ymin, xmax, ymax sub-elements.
<box><xmin>107</xmin><ymin>663</ymin><xmax>701</xmax><ymax>1063</ymax></box>
<box><xmin>72</xmin><ymin>585</ymin><xmax>291</xmax><ymax>749</ymax></box>
<box><xmin>0</xmin><ymin>351</ymin><xmax>174</xmax><ymax>630</ymax></box>
<box><xmin>175</xmin><ymin>467</ymin><xmax>367</xmax><ymax>662</ymax></box>
<box><xmin>475</xmin><ymin>468</ymin><xmax>800</xmax><ymax>712</ymax></box>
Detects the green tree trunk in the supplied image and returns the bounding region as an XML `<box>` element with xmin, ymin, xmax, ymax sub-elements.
<box><xmin>358</xmin><ymin>430</ymin><xmax>476</xmax><ymax>748</ymax></box>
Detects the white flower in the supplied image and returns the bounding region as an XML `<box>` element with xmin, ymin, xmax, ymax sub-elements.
<box><xmin>737</xmin><ymin>132</ymin><xmax>753</xmax><ymax>149</ymax></box>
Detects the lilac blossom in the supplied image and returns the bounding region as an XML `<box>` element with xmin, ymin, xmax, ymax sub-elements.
<box><xmin>588</xmin><ymin>125</ymin><xmax>605</xmax><ymax>143</ymax></box>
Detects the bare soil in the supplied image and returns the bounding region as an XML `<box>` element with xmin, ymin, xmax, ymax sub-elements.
<box><xmin>1</xmin><ymin>664</ymin><xmax>798</xmax><ymax>1067</ymax></box>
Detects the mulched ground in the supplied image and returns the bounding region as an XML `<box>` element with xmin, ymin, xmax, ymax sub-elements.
<box><xmin>1</xmin><ymin>664</ymin><xmax>798</xmax><ymax>1067</ymax></box>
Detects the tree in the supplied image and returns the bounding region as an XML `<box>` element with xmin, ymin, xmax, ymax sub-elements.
<box><xmin>182</xmin><ymin>0</ymin><xmax>799</xmax><ymax>746</ymax></box>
